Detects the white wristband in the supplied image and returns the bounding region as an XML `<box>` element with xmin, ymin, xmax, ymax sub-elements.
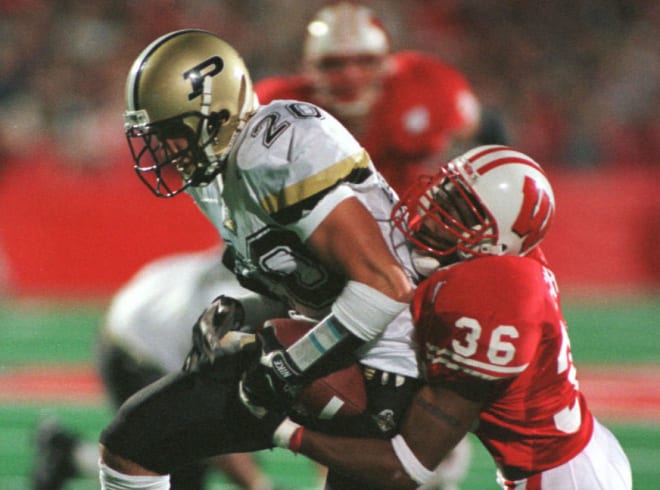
<box><xmin>272</xmin><ymin>418</ymin><xmax>301</xmax><ymax>449</ymax></box>
<box><xmin>332</xmin><ymin>280</ymin><xmax>408</xmax><ymax>341</ymax></box>
<box><xmin>390</xmin><ymin>434</ymin><xmax>434</xmax><ymax>485</ymax></box>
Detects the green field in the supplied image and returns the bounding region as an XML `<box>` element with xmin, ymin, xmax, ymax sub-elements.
<box><xmin>1</xmin><ymin>296</ymin><xmax>658</xmax><ymax>489</ymax></box>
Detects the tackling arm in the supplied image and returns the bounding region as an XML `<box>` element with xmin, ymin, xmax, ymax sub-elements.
<box><xmin>276</xmin><ymin>384</ymin><xmax>482</xmax><ymax>489</ymax></box>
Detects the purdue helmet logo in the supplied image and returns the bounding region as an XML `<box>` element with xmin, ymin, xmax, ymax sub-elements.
<box><xmin>183</xmin><ymin>56</ymin><xmax>224</xmax><ymax>101</ymax></box>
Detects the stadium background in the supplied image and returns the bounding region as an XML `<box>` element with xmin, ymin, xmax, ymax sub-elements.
<box><xmin>1</xmin><ymin>1</ymin><xmax>658</xmax><ymax>488</ymax></box>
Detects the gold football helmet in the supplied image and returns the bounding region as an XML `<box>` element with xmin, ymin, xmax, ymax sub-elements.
<box><xmin>124</xmin><ymin>29</ymin><xmax>258</xmax><ymax>197</ymax></box>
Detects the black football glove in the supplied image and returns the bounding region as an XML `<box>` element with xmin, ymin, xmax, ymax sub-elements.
<box><xmin>238</xmin><ymin>321</ymin><xmax>305</xmax><ymax>419</ymax></box>
<box><xmin>183</xmin><ymin>295</ymin><xmax>256</xmax><ymax>371</ymax></box>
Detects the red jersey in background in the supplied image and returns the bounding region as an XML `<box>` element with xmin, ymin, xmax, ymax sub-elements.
<box><xmin>255</xmin><ymin>51</ymin><xmax>480</xmax><ymax>194</ymax></box>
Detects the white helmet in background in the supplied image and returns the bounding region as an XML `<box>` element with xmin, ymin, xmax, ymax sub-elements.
<box><xmin>303</xmin><ymin>2</ymin><xmax>390</xmax><ymax>118</ymax></box>
<box><xmin>303</xmin><ymin>2</ymin><xmax>389</xmax><ymax>61</ymax></box>
<box><xmin>392</xmin><ymin>145</ymin><xmax>555</xmax><ymax>273</ymax></box>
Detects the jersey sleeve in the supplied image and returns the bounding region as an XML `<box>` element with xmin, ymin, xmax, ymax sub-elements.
<box><xmin>374</xmin><ymin>51</ymin><xmax>481</xmax><ymax>161</ymax></box>
<box><xmin>236</xmin><ymin>100</ymin><xmax>376</xmax><ymax>240</ymax></box>
<box><xmin>416</xmin><ymin>52</ymin><xmax>480</xmax><ymax>136</ymax></box>
<box><xmin>413</xmin><ymin>257</ymin><xmax>544</xmax><ymax>385</ymax></box>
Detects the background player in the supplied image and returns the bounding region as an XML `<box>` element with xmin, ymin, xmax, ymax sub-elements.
<box><xmin>270</xmin><ymin>145</ymin><xmax>633</xmax><ymax>490</ymax></box>
<box><xmin>255</xmin><ymin>2</ymin><xmax>508</xmax><ymax>194</ymax></box>
<box><xmin>32</xmin><ymin>246</ymin><xmax>286</xmax><ymax>490</ymax></box>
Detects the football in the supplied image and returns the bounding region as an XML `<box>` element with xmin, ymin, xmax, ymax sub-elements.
<box><xmin>264</xmin><ymin>317</ymin><xmax>367</xmax><ymax>421</ymax></box>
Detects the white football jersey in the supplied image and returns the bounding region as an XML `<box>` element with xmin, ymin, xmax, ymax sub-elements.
<box><xmin>188</xmin><ymin>100</ymin><xmax>419</xmax><ymax>378</ymax></box>
<box><xmin>104</xmin><ymin>247</ymin><xmax>286</xmax><ymax>372</ymax></box>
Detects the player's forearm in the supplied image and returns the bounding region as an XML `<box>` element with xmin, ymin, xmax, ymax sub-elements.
<box><xmin>307</xmin><ymin>196</ymin><xmax>414</xmax><ymax>304</ymax></box>
<box><xmin>297</xmin><ymin>429</ymin><xmax>418</xmax><ymax>490</ymax></box>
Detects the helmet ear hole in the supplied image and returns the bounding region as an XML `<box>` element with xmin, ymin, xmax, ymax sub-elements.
<box><xmin>207</xmin><ymin>110</ymin><xmax>230</xmax><ymax>136</ymax></box>
<box><xmin>153</xmin><ymin>118</ymin><xmax>194</xmax><ymax>139</ymax></box>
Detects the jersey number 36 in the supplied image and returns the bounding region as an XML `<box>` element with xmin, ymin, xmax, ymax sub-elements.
<box><xmin>451</xmin><ymin>316</ymin><xmax>582</xmax><ymax>434</ymax></box>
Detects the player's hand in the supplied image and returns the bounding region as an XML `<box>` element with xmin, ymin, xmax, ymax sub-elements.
<box><xmin>238</xmin><ymin>322</ymin><xmax>304</xmax><ymax>418</ymax></box>
<box><xmin>183</xmin><ymin>295</ymin><xmax>255</xmax><ymax>371</ymax></box>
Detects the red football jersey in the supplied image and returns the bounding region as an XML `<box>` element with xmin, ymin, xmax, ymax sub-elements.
<box><xmin>411</xmin><ymin>253</ymin><xmax>594</xmax><ymax>477</ymax></box>
<box><xmin>255</xmin><ymin>51</ymin><xmax>479</xmax><ymax>194</ymax></box>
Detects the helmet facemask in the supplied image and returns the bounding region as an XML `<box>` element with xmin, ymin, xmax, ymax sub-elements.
<box><xmin>392</xmin><ymin>163</ymin><xmax>498</xmax><ymax>272</ymax></box>
<box><xmin>125</xmin><ymin>109</ymin><xmax>228</xmax><ymax>198</ymax></box>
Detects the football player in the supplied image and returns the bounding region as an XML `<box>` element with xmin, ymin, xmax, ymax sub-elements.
<box><xmin>270</xmin><ymin>146</ymin><xmax>633</xmax><ymax>489</ymax></box>
<box><xmin>255</xmin><ymin>2</ymin><xmax>508</xmax><ymax>195</ymax></box>
<box><xmin>99</xmin><ymin>29</ymin><xmax>423</xmax><ymax>490</ymax></box>
<box><xmin>256</xmin><ymin>2</ymin><xmax>501</xmax><ymax>484</ymax></box>
<box><xmin>33</xmin><ymin>247</ymin><xmax>285</xmax><ymax>490</ymax></box>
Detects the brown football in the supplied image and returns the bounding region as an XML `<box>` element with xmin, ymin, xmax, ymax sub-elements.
<box><xmin>264</xmin><ymin>318</ymin><xmax>367</xmax><ymax>420</ymax></box>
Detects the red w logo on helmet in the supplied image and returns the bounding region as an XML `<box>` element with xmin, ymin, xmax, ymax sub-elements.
<box><xmin>512</xmin><ymin>176</ymin><xmax>554</xmax><ymax>253</ymax></box>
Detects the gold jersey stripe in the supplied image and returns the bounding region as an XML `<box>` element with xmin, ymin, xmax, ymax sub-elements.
<box><xmin>260</xmin><ymin>149</ymin><xmax>370</xmax><ymax>214</ymax></box>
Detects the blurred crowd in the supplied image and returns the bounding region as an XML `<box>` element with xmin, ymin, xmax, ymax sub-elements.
<box><xmin>1</xmin><ymin>0</ymin><xmax>658</xmax><ymax>171</ymax></box>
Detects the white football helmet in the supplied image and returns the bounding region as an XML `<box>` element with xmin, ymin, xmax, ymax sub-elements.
<box><xmin>392</xmin><ymin>145</ymin><xmax>555</xmax><ymax>269</ymax></box>
<box><xmin>303</xmin><ymin>2</ymin><xmax>389</xmax><ymax>61</ymax></box>
<box><xmin>303</xmin><ymin>2</ymin><xmax>390</xmax><ymax>118</ymax></box>
<box><xmin>124</xmin><ymin>29</ymin><xmax>258</xmax><ymax>197</ymax></box>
